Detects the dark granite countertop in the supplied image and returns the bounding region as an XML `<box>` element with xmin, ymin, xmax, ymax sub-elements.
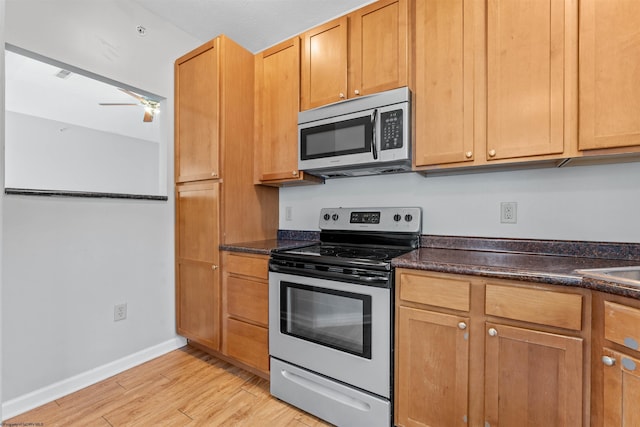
<box><xmin>221</xmin><ymin>232</ymin><xmax>640</xmax><ymax>300</ymax></box>
<box><xmin>393</xmin><ymin>247</ymin><xmax>640</xmax><ymax>300</ymax></box>
<box><xmin>220</xmin><ymin>239</ymin><xmax>316</xmax><ymax>256</ymax></box>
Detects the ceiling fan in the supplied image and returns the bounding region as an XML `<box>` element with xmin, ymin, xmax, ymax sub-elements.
<box><xmin>99</xmin><ymin>88</ymin><xmax>160</xmax><ymax>122</ymax></box>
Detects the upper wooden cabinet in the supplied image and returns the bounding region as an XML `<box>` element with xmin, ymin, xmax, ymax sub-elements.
<box><xmin>579</xmin><ymin>0</ymin><xmax>640</xmax><ymax>151</ymax></box>
<box><xmin>254</xmin><ymin>37</ymin><xmax>322</xmax><ymax>186</ymax></box>
<box><xmin>300</xmin><ymin>16</ymin><xmax>348</xmax><ymax>110</ymax></box>
<box><xmin>349</xmin><ymin>0</ymin><xmax>408</xmax><ymax>98</ymax></box>
<box><xmin>413</xmin><ymin>0</ymin><xmax>478</xmax><ymax>166</ymax></box>
<box><xmin>413</xmin><ymin>0</ymin><xmax>578</xmax><ymax>168</ymax></box>
<box><xmin>300</xmin><ymin>0</ymin><xmax>408</xmax><ymax>110</ymax></box>
<box><xmin>175</xmin><ymin>41</ymin><xmax>220</xmax><ymax>183</ymax></box>
<box><xmin>485</xmin><ymin>0</ymin><xmax>573</xmax><ymax>161</ymax></box>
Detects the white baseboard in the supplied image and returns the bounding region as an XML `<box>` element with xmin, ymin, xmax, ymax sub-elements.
<box><xmin>1</xmin><ymin>336</ymin><xmax>187</xmax><ymax>421</ymax></box>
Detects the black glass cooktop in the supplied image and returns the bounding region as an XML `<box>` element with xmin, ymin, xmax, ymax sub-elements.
<box><xmin>280</xmin><ymin>243</ymin><xmax>414</xmax><ymax>264</ymax></box>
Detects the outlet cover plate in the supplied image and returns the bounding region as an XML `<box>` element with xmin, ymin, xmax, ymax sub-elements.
<box><xmin>114</xmin><ymin>303</ymin><xmax>127</xmax><ymax>321</ymax></box>
<box><xmin>500</xmin><ymin>202</ymin><xmax>517</xmax><ymax>224</ymax></box>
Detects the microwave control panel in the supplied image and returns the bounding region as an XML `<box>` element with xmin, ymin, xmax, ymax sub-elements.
<box><xmin>380</xmin><ymin>109</ymin><xmax>403</xmax><ymax>150</ymax></box>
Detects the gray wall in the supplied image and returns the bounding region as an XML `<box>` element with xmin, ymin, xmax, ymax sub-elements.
<box><xmin>280</xmin><ymin>162</ymin><xmax>640</xmax><ymax>243</ymax></box>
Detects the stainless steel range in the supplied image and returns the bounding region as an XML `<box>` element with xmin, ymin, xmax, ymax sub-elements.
<box><xmin>269</xmin><ymin>207</ymin><xmax>422</xmax><ymax>427</ymax></box>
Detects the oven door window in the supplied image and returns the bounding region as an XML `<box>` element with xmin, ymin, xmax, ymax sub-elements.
<box><xmin>280</xmin><ymin>282</ymin><xmax>372</xmax><ymax>359</ymax></box>
<box><xmin>300</xmin><ymin>115</ymin><xmax>373</xmax><ymax>160</ymax></box>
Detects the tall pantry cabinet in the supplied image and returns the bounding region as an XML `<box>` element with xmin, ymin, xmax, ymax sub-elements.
<box><xmin>174</xmin><ymin>35</ymin><xmax>278</xmax><ymax>352</ymax></box>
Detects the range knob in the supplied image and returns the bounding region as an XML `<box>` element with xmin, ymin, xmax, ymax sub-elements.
<box><xmin>393</xmin><ymin>214</ymin><xmax>402</xmax><ymax>222</ymax></box>
<box><xmin>323</xmin><ymin>213</ymin><xmax>330</xmax><ymax>221</ymax></box>
<box><xmin>332</xmin><ymin>213</ymin><xmax>339</xmax><ymax>221</ymax></box>
<box><xmin>405</xmin><ymin>214</ymin><xmax>413</xmax><ymax>222</ymax></box>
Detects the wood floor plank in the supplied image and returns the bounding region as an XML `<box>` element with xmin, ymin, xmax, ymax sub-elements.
<box><xmin>5</xmin><ymin>345</ymin><xmax>332</xmax><ymax>426</ymax></box>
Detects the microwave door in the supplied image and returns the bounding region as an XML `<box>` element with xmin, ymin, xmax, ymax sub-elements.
<box><xmin>299</xmin><ymin>113</ymin><xmax>374</xmax><ymax>170</ymax></box>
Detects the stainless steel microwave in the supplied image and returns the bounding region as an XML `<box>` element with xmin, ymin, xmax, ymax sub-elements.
<box><xmin>298</xmin><ymin>87</ymin><xmax>411</xmax><ymax>179</ymax></box>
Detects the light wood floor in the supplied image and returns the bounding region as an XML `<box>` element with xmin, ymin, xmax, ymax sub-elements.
<box><xmin>6</xmin><ymin>345</ymin><xmax>332</xmax><ymax>426</ymax></box>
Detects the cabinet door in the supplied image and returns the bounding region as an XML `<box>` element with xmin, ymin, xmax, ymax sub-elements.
<box><xmin>349</xmin><ymin>0</ymin><xmax>408</xmax><ymax>98</ymax></box>
<box><xmin>176</xmin><ymin>182</ymin><xmax>220</xmax><ymax>350</ymax></box>
<box><xmin>301</xmin><ymin>16</ymin><xmax>348</xmax><ymax>110</ymax></box>
<box><xmin>579</xmin><ymin>0</ymin><xmax>640</xmax><ymax>150</ymax></box>
<box><xmin>255</xmin><ymin>37</ymin><xmax>301</xmax><ymax>182</ymax></box>
<box><xmin>484</xmin><ymin>322</ymin><xmax>583</xmax><ymax>427</ymax></box>
<box><xmin>602</xmin><ymin>349</ymin><xmax>640</xmax><ymax>426</ymax></box>
<box><xmin>396</xmin><ymin>306</ymin><xmax>469</xmax><ymax>427</ymax></box>
<box><xmin>486</xmin><ymin>0</ymin><xmax>570</xmax><ymax>160</ymax></box>
<box><xmin>413</xmin><ymin>0</ymin><xmax>476</xmax><ymax>166</ymax></box>
<box><xmin>175</xmin><ymin>42</ymin><xmax>220</xmax><ymax>182</ymax></box>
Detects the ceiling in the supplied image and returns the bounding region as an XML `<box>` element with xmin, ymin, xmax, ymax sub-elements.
<box><xmin>131</xmin><ymin>0</ymin><xmax>375</xmax><ymax>53</ymax></box>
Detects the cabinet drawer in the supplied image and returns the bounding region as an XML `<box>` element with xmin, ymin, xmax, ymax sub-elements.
<box><xmin>604</xmin><ymin>301</ymin><xmax>640</xmax><ymax>351</ymax></box>
<box><xmin>485</xmin><ymin>284</ymin><xmax>583</xmax><ymax>331</ymax></box>
<box><xmin>226</xmin><ymin>318</ymin><xmax>269</xmax><ymax>372</ymax></box>
<box><xmin>225</xmin><ymin>253</ymin><xmax>268</xmax><ymax>280</ymax></box>
<box><xmin>398</xmin><ymin>272</ymin><xmax>471</xmax><ymax>312</ymax></box>
<box><xmin>227</xmin><ymin>276</ymin><xmax>268</xmax><ymax>326</ymax></box>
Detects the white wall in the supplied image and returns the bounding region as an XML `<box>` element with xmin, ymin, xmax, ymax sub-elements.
<box><xmin>280</xmin><ymin>161</ymin><xmax>640</xmax><ymax>243</ymax></box>
<box><xmin>0</xmin><ymin>0</ymin><xmax>6</xmax><ymax>420</ymax></box>
<box><xmin>5</xmin><ymin>112</ymin><xmax>160</xmax><ymax>195</ymax></box>
<box><xmin>2</xmin><ymin>0</ymin><xmax>202</xmax><ymax>416</ymax></box>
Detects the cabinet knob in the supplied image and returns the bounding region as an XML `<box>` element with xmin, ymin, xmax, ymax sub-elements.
<box><xmin>354</xmin><ymin>89</ymin><xmax>360</xmax><ymax>96</ymax></box>
<box><xmin>465</xmin><ymin>151</ymin><xmax>473</xmax><ymax>159</ymax></box>
<box><xmin>292</xmin><ymin>170</ymin><xmax>298</xmax><ymax>176</ymax></box>
<box><xmin>339</xmin><ymin>92</ymin><xmax>345</xmax><ymax>99</ymax></box>
<box><xmin>458</xmin><ymin>322</ymin><xmax>467</xmax><ymax>330</ymax></box>
<box><xmin>211</xmin><ymin>171</ymin><xmax>218</xmax><ymax>177</ymax></box>
<box><xmin>488</xmin><ymin>149</ymin><xmax>496</xmax><ymax>158</ymax></box>
<box><xmin>602</xmin><ymin>355</ymin><xmax>616</xmax><ymax>367</ymax></box>
<box><xmin>211</xmin><ymin>265</ymin><xmax>219</xmax><ymax>270</ymax></box>
<box><xmin>488</xmin><ymin>328</ymin><xmax>498</xmax><ymax>337</ymax></box>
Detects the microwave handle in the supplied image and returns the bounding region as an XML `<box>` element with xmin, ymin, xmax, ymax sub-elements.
<box><xmin>371</xmin><ymin>109</ymin><xmax>378</xmax><ymax>160</ymax></box>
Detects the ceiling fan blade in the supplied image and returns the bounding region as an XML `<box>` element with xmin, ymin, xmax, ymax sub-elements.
<box><xmin>119</xmin><ymin>88</ymin><xmax>147</xmax><ymax>103</ymax></box>
<box><xmin>143</xmin><ymin>110</ymin><xmax>154</xmax><ymax>122</ymax></box>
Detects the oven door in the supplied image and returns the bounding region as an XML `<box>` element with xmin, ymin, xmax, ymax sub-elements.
<box><xmin>269</xmin><ymin>270</ymin><xmax>391</xmax><ymax>398</ymax></box>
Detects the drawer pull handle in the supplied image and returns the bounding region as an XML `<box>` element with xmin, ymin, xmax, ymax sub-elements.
<box><xmin>211</xmin><ymin>265</ymin><xmax>219</xmax><ymax>270</ymax></box>
<box><xmin>602</xmin><ymin>356</ymin><xmax>616</xmax><ymax>367</ymax></box>
<box><xmin>488</xmin><ymin>328</ymin><xmax>498</xmax><ymax>337</ymax></box>
<box><xmin>458</xmin><ymin>322</ymin><xmax>467</xmax><ymax>330</ymax></box>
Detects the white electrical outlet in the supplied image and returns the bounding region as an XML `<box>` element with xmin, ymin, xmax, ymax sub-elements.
<box><xmin>500</xmin><ymin>202</ymin><xmax>517</xmax><ymax>224</ymax></box>
<box><xmin>285</xmin><ymin>206</ymin><xmax>293</xmax><ymax>221</ymax></box>
<box><xmin>114</xmin><ymin>303</ymin><xmax>127</xmax><ymax>321</ymax></box>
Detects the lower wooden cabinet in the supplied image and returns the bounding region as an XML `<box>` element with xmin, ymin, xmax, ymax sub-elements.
<box><xmin>395</xmin><ymin>269</ymin><xmax>588</xmax><ymax>427</ymax></box>
<box><xmin>592</xmin><ymin>295</ymin><xmax>640</xmax><ymax>426</ymax></box>
<box><xmin>175</xmin><ymin>182</ymin><xmax>221</xmax><ymax>351</ymax></box>
<box><xmin>396</xmin><ymin>306</ymin><xmax>469</xmax><ymax>426</ymax></box>
<box><xmin>221</xmin><ymin>251</ymin><xmax>270</xmax><ymax>377</ymax></box>
<box><xmin>484</xmin><ymin>322</ymin><xmax>583</xmax><ymax>427</ymax></box>
<box><xmin>601</xmin><ymin>348</ymin><xmax>640</xmax><ymax>426</ymax></box>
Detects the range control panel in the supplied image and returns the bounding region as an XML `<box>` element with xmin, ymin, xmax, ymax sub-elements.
<box><xmin>319</xmin><ymin>207</ymin><xmax>421</xmax><ymax>233</ymax></box>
